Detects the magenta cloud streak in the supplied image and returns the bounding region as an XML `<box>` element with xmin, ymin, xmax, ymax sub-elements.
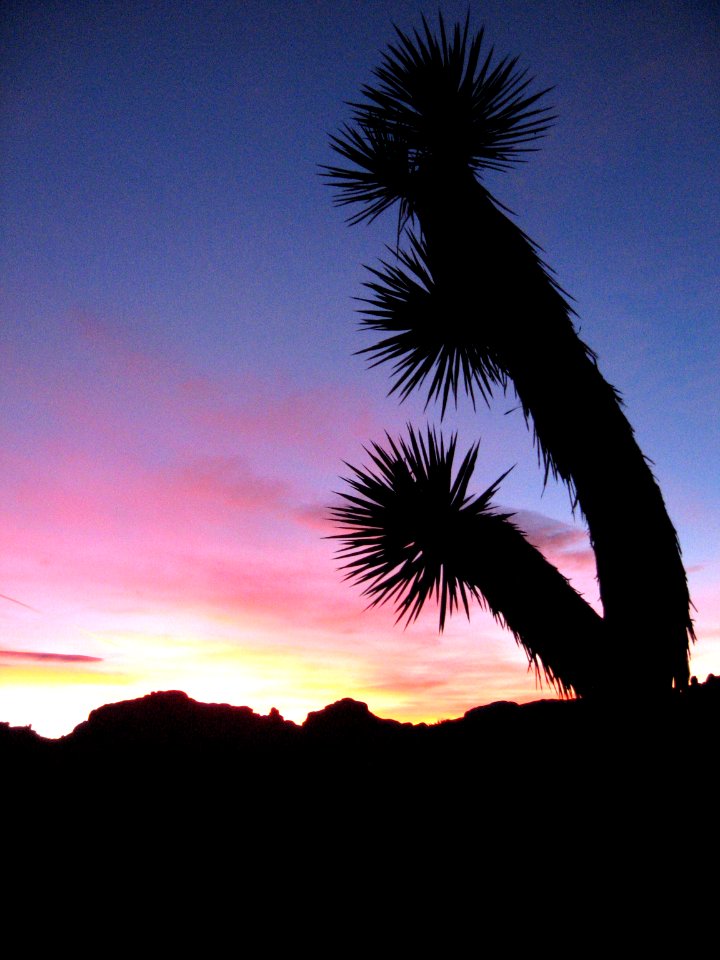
<box><xmin>0</xmin><ymin>650</ymin><xmax>103</xmax><ymax>664</ymax></box>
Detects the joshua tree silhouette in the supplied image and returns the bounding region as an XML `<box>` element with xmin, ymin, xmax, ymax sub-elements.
<box><xmin>324</xmin><ymin>15</ymin><xmax>693</xmax><ymax>696</ymax></box>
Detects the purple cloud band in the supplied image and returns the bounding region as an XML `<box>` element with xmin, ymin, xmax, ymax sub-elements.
<box><xmin>0</xmin><ymin>650</ymin><xmax>103</xmax><ymax>663</ymax></box>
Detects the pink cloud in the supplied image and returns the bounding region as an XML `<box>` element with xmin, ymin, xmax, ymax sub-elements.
<box><xmin>503</xmin><ymin>508</ymin><xmax>600</xmax><ymax>601</ymax></box>
<box><xmin>510</xmin><ymin>508</ymin><xmax>592</xmax><ymax>557</ymax></box>
<box><xmin>0</xmin><ymin>650</ymin><xmax>103</xmax><ymax>663</ymax></box>
<box><xmin>159</xmin><ymin>456</ymin><xmax>290</xmax><ymax>513</ymax></box>
<box><xmin>2</xmin><ymin>309</ymin><xmax>383</xmax><ymax>476</ymax></box>
<box><xmin>292</xmin><ymin>503</ymin><xmax>335</xmax><ymax>533</ymax></box>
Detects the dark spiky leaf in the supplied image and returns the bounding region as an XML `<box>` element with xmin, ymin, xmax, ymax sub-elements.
<box><xmin>323</xmin><ymin>12</ymin><xmax>554</xmax><ymax>225</ymax></box>
<box><xmin>331</xmin><ymin>425</ymin><xmax>501</xmax><ymax>628</ymax></box>
<box><xmin>325</xmin><ymin>123</ymin><xmax>415</xmax><ymax>227</ymax></box>
<box><xmin>357</xmin><ymin>233</ymin><xmax>506</xmax><ymax>414</ymax></box>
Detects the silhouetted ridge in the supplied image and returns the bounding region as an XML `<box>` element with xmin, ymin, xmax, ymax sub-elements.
<box><xmin>70</xmin><ymin>689</ymin><xmax>298</xmax><ymax>749</ymax></box>
<box><xmin>3</xmin><ymin>678</ymin><xmax>719</xmax><ymax>772</ymax></box>
<box><xmin>304</xmin><ymin>696</ymin><xmax>406</xmax><ymax>737</ymax></box>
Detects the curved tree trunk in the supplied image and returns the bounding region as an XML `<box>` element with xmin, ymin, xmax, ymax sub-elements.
<box><xmin>459</xmin><ymin>510</ymin><xmax>606</xmax><ymax>699</ymax></box>
<box><xmin>415</xmin><ymin>171</ymin><xmax>693</xmax><ymax>693</ymax></box>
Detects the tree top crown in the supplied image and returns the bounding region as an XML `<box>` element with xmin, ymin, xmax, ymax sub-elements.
<box><xmin>324</xmin><ymin>13</ymin><xmax>555</xmax><ymax>226</ymax></box>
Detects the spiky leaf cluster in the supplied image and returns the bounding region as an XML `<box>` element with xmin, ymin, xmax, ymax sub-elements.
<box><xmin>332</xmin><ymin>426</ymin><xmax>508</xmax><ymax>629</ymax></box>
<box><xmin>323</xmin><ymin>13</ymin><xmax>554</xmax><ymax>226</ymax></box>
<box><xmin>358</xmin><ymin>234</ymin><xmax>506</xmax><ymax>414</ymax></box>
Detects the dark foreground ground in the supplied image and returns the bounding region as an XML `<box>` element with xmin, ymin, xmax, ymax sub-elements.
<box><xmin>4</xmin><ymin>679</ymin><xmax>718</xmax><ymax>908</ymax></box>
<box><xmin>4</xmin><ymin>676</ymin><xmax>718</xmax><ymax>805</ymax></box>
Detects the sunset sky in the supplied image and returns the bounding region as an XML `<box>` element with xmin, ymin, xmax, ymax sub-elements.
<box><xmin>2</xmin><ymin>0</ymin><xmax>718</xmax><ymax>737</ymax></box>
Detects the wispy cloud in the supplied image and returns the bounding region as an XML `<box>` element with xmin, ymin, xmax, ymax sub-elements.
<box><xmin>506</xmin><ymin>508</ymin><xmax>599</xmax><ymax>589</ymax></box>
<box><xmin>0</xmin><ymin>650</ymin><xmax>103</xmax><ymax>663</ymax></box>
<box><xmin>0</xmin><ymin>594</ymin><xmax>40</xmax><ymax>613</ymax></box>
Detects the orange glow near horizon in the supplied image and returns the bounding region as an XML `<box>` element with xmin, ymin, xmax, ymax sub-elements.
<box><xmin>0</xmin><ymin>589</ymin><xmax>576</xmax><ymax>739</ymax></box>
<box><xmin>3</xmin><ymin>586</ymin><xmax>719</xmax><ymax>739</ymax></box>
